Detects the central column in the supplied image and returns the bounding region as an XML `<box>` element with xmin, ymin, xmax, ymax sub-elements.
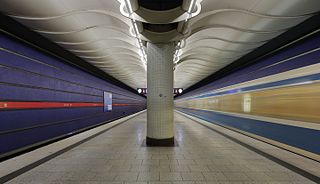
<box><xmin>146</xmin><ymin>42</ymin><xmax>174</xmax><ymax>146</ymax></box>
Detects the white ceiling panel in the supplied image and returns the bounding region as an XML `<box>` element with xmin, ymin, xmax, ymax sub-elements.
<box><xmin>174</xmin><ymin>0</ymin><xmax>320</xmax><ymax>89</ymax></box>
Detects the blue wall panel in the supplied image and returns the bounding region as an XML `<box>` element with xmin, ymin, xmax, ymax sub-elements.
<box><xmin>0</xmin><ymin>31</ymin><xmax>146</xmax><ymax>158</ymax></box>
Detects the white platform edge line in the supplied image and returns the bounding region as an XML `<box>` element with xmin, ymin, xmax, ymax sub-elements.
<box><xmin>0</xmin><ymin>109</ymin><xmax>146</xmax><ymax>178</ymax></box>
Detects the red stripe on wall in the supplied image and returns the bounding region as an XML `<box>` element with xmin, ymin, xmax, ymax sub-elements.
<box><xmin>0</xmin><ymin>101</ymin><xmax>103</xmax><ymax>109</ymax></box>
<box><xmin>0</xmin><ymin>101</ymin><xmax>144</xmax><ymax>110</ymax></box>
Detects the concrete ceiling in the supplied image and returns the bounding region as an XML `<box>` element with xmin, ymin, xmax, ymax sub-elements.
<box><xmin>0</xmin><ymin>0</ymin><xmax>319</xmax><ymax>90</ymax></box>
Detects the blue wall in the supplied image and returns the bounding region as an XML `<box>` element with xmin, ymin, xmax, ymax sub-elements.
<box><xmin>0</xmin><ymin>31</ymin><xmax>146</xmax><ymax>158</ymax></box>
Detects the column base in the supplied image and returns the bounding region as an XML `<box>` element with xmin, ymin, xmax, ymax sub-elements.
<box><xmin>146</xmin><ymin>137</ymin><xmax>175</xmax><ymax>147</ymax></box>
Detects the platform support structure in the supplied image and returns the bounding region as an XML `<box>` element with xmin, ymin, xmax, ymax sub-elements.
<box><xmin>146</xmin><ymin>42</ymin><xmax>175</xmax><ymax>146</ymax></box>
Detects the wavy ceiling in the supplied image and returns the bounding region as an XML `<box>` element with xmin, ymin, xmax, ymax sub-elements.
<box><xmin>0</xmin><ymin>0</ymin><xmax>146</xmax><ymax>89</ymax></box>
<box><xmin>175</xmin><ymin>0</ymin><xmax>320</xmax><ymax>89</ymax></box>
<box><xmin>0</xmin><ymin>0</ymin><xmax>319</xmax><ymax>90</ymax></box>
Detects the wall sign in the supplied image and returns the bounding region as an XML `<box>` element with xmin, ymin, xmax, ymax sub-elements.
<box><xmin>137</xmin><ymin>88</ymin><xmax>183</xmax><ymax>94</ymax></box>
<box><xmin>137</xmin><ymin>88</ymin><xmax>147</xmax><ymax>94</ymax></box>
<box><xmin>173</xmin><ymin>88</ymin><xmax>183</xmax><ymax>94</ymax></box>
<box><xmin>103</xmin><ymin>92</ymin><xmax>112</xmax><ymax>111</ymax></box>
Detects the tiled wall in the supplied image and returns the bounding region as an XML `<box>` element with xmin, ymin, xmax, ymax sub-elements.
<box><xmin>147</xmin><ymin>43</ymin><xmax>174</xmax><ymax>139</ymax></box>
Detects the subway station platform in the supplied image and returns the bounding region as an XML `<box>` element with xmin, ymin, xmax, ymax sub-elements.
<box><xmin>0</xmin><ymin>1</ymin><xmax>320</xmax><ymax>184</ymax></box>
<box><xmin>4</xmin><ymin>111</ymin><xmax>317</xmax><ymax>184</ymax></box>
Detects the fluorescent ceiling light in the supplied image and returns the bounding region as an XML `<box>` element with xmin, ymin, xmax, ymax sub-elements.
<box><xmin>188</xmin><ymin>0</ymin><xmax>196</xmax><ymax>13</ymax></box>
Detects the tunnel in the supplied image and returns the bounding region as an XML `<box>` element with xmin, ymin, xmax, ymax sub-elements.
<box><xmin>0</xmin><ymin>0</ymin><xmax>319</xmax><ymax>183</ymax></box>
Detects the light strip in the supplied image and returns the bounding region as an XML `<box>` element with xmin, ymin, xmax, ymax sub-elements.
<box><xmin>188</xmin><ymin>0</ymin><xmax>196</xmax><ymax>13</ymax></box>
<box><xmin>123</xmin><ymin>0</ymin><xmax>147</xmax><ymax>70</ymax></box>
<box><xmin>173</xmin><ymin>0</ymin><xmax>200</xmax><ymax>64</ymax></box>
<box><xmin>173</xmin><ymin>45</ymin><xmax>181</xmax><ymax>64</ymax></box>
<box><xmin>125</xmin><ymin>0</ymin><xmax>133</xmax><ymax>14</ymax></box>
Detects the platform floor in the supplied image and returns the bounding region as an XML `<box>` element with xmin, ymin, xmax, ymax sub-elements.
<box><xmin>6</xmin><ymin>112</ymin><xmax>315</xmax><ymax>184</ymax></box>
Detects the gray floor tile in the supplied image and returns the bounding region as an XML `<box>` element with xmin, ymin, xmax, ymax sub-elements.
<box><xmin>202</xmin><ymin>172</ymin><xmax>227</xmax><ymax>181</ymax></box>
<box><xmin>160</xmin><ymin>172</ymin><xmax>182</xmax><ymax>181</ymax></box>
<box><xmin>114</xmin><ymin>172</ymin><xmax>139</xmax><ymax>181</ymax></box>
<box><xmin>180</xmin><ymin>172</ymin><xmax>205</xmax><ymax>181</ymax></box>
<box><xmin>138</xmin><ymin>172</ymin><xmax>160</xmax><ymax>181</ymax></box>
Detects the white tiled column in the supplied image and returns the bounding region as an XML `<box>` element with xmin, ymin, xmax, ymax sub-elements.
<box><xmin>146</xmin><ymin>42</ymin><xmax>174</xmax><ymax>146</ymax></box>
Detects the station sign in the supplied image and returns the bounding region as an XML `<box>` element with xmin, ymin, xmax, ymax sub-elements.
<box><xmin>137</xmin><ymin>88</ymin><xmax>183</xmax><ymax>95</ymax></box>
<box><xmin>137</xmin><ymin>88</ymin><xmax>148</xmax><ymax>94</ymax></box>
<box><xmin>173</xmin><ymin>88</ymin><xmax>183</xmax><ymax>94</ymax></box>
<box><xmin>103</xmin><ymin>91</ymin><xmax>112</xmax><ymax>111</ymax></box>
